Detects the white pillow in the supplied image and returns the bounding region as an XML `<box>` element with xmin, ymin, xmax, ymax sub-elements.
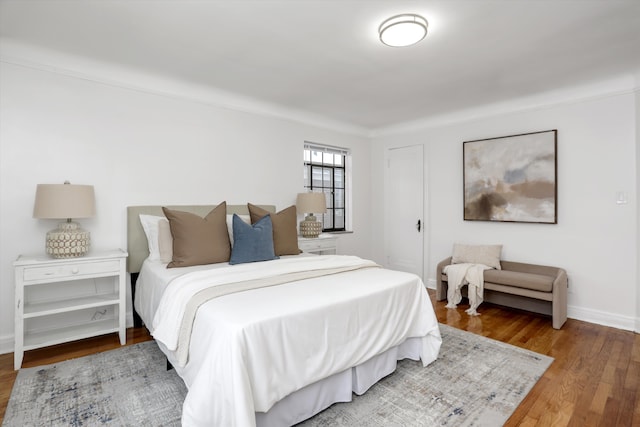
<box><xmin>157</xmin><ymin>218</ymin><xmax>173</xmax><ymax>263</ymax></box>
<box><xmin>451</xmin><ymin>243</ymin><xmax>502</xmax><ymax>270</ymax></box>
<box><xmin>139</xmin><ymin>214</ymin><xmax>167</xmax><ymax>262</ymax></box>
<box><xmin>226</xmin><ymin>214</ymin><xmax>251</xmax><ymax>247</ymax></box>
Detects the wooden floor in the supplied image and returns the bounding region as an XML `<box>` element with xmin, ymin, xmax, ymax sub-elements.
<box><xmin>1</xmin><ymin>290</ymin><xmax>638</xmax><ymax>426</ymax></box>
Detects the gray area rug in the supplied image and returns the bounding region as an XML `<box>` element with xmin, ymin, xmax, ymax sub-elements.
<box><xmin>3</xmin><ymin>325</ymin><xmax>553</xmax><ymax>426</ymax></box>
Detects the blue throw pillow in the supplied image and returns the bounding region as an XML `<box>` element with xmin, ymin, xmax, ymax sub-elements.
<box><xmin>229</xmin><ymin>213</ymin><xmax>279</xmax><ymax>265</ymax></box>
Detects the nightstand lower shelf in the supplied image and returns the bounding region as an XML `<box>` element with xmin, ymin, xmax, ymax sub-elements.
<box><xmin>24</xmin><ymin>293</ymin><xmax>119</xmax><ymax>317</ymax></box>
<box><xmin>23</xmin><ymin>319</ymin><xmax>119</xmax><ymax>350</ymax></box>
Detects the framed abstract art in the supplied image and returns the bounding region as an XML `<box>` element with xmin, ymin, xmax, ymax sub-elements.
<box><xmin>463</xmin><ymin>130</ymin><xmax>557</xmax><ymax>224</ymax></box>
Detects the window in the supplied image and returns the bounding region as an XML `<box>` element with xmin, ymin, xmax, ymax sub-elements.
<box><xmin>303</xmin><ymin>142</ymin><xmax>350</xmax><ymax>232</ymax></box>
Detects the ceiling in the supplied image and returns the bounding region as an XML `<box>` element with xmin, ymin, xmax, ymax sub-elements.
<box><xmin>1</xmin><ymin>1</ymin><xmax>640</xmax><ymax>132</ymax></box>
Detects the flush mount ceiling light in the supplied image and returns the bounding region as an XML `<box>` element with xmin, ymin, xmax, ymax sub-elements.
<box><xmin>379</xmin><ymin>13</ymin><xmax>428</xmax><ymax>47</ymax></box>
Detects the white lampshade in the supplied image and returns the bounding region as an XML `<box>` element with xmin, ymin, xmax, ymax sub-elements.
<box><xmin>33</xmin><ymin>183</ymin><xmax>96</xmax><ymax>219</ymax></box>
<box><xmin>296</xmin><ymin>192</ymin><xmax>327</xmax><ymax>215</ymax></box>
<box><xmin>33</xmin><ymin>182</ymin><xmax>96</xmax><ymax>258</ymax></box>
<box><xmin>379</xmin><ymin>14</ymin><xmax>428</xmax><ymax>47</ymax></box>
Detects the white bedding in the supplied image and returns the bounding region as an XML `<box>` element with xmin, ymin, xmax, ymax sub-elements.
<box><xmin>135</xmin><ymin>255</ymin><xmax>442</xmax><ymax>427</ymax></box>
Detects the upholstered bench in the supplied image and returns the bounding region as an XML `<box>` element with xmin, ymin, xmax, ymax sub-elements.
<box><xmin>436</xmin><ymin>256</ymin><xmax>568</xmax><ymax>329</ymax></box>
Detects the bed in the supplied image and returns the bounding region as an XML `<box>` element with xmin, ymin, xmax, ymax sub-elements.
<box><xmin>127</xmin><ymin>204</ymin><xmax>442</xmax><ymax>426</ymax></box>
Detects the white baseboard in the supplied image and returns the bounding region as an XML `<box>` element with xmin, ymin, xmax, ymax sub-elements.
<box><xmin>0</xmin><ymin>333</ymin><xmax>13</xmax><ymax>356</ymax></box>
<box><xmin>426</xmin><ymin>278</ymin><xmax>437</xmax><ymax>290</ymax></box>
<box><xmin>567</xmin><ymin>305</ymin><xmax>636</xmax><ymax>332</ymax></box>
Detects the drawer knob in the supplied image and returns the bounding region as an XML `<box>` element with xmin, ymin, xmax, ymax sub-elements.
<box><xmin>71</xmin><ymin>268</ymin><xmax>80</xmax><ymax>274</ymax></box>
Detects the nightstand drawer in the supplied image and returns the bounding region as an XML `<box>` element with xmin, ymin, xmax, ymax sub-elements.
<box><xmin>300</xmin><ymin>241</ymin><xmax>329</xmax><ymax>251</ymax></box>
<box><xmin>23</xmin><ymin>260</ymin><xmax>121</xmax><ymax>282</ymax></box>
<box><xmin>298</xmin><ymin>235</ymin><xmax>338</xmax><ymax>255</ymax></box>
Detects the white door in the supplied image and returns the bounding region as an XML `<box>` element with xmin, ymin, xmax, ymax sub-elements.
<box><xmin>385</xmin><ymin>145</ymin><xmax>424</xmax><ymax>278</ymax></box>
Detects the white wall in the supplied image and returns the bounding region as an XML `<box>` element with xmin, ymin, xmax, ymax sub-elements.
<box><xmin>371</xmin><ymin>90</ymin><xmax>639</xmax><ymax>331</ymax></box>
<box><xmin>0</xmin><ymin>61</ymin><xmax>372</xmax><ymax>353</ymax></box>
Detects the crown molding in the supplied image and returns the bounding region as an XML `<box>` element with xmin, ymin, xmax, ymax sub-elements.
<box><xmin>371</xmin><ymin>73</ymin><xmax>640</xmax><ymax>138</ymax></box>
<box><xmin>0</xmin><ymin>38</ymin><xmax>369</xmax><ymax>138</ymax></box>
<box><xmin>3</xmin><ymin>38</ymin><xmax>638</xmax><ymax>141</ymax></box>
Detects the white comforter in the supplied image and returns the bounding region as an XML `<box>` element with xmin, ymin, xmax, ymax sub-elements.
<box><xmin>137</xmin><ymin>255</ymin><xmax>441</xmax><ymax>427</ymax></box>
<box><xmin>152</xmin><ymin>255</ymin><xmax>380</xmax><ymax>360</ymax></box>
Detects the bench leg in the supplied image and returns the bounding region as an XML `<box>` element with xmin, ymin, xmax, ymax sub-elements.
<box><xmin>436</xmin><ymin>281</ymin><xmax>448</xmax><ymax>301</ymax></box>
<box><xmin>552</xmin><ymin>305</ymin><xmax>567</xmax><ymax>329</ymax></box>
<box><xmin>552</xmin><ymin>274</ymin><xmax>568</xmax><ymax>329</ymax></box>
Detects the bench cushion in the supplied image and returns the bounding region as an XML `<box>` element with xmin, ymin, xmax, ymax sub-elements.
<box><xmin>483</xmin><ymin>269</ymin><xmax>553</xmax><ymax>292</ymax></box>
<box><xmin>441</xmin><ymin>269</ymin><xmax>554</xmax><ymax>293</ymax></box>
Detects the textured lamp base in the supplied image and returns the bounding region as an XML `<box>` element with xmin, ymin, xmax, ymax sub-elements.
<box><xmin>300</xmin><ymin>215</ymin><xmax>322</xmax><ymax>238</ymax></box>
<box><xmin>46</xmin><ymin>221</ymin><xmax>91</xmax><ymax>258</ymax></box>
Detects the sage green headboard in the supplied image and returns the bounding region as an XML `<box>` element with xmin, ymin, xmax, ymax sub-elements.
<box><xmin>126</xmin><ymin>204</ymin><xmax>275</xmax><ymax>273</ymax></box>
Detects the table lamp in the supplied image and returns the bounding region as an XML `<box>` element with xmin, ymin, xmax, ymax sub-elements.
<box><xmin>33</xmin><ymin>181</ymin><xmax>96</xmax><ymax>258</ymax></box>
<box><xmin>296</xmin><ymin>192</ymin><xmax>327</xmax><ymax>238</ymax></box>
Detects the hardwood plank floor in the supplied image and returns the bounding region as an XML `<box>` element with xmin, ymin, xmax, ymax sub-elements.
<box><xmin>1</xmin><ymin>290</ymin><xmax>638</xmax><ymax>426</ymax></box>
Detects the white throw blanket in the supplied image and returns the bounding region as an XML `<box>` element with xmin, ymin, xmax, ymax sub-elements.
<box><xmin>443</xmin><ymin>263</ymin><xmax>493</xmax><ymax>315</ymax></box>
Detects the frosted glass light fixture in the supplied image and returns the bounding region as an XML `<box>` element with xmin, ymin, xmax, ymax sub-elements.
<box><xmin>379</xmin><ymin>14</ymin><xmax>428</xmax><ymax>47</ymax></box>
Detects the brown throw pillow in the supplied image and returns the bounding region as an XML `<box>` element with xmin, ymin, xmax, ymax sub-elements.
<box><xmin>248</xmin><ymin>203</ymin><xmax>301</xmax><ymax>256</ymax></box>
<box><xmin>163</xmin><ymin>202</ymin><xmax>231</xmax><ymax>268</ymax></box>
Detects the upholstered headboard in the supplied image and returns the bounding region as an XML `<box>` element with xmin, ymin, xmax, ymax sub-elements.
<box><xmin>126</xmin><ymin>204</ymin><xmax>275</xmax><ymax>273</ymax></box>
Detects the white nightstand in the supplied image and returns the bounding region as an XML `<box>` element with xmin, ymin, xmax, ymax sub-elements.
<box><xmin>13</xmin><ymin>249</ymin><xmax>128</xmax><ymax>370</ymax></box>
<box><xmin>298</xmin><ymin>234</ymin><xmax>338</xmax><ymax>255</ymax></box>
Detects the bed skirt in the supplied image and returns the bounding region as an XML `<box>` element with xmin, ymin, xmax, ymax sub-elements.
<box><xmin>255</xmin><ymin>336</ymin><xmax>424</xmax><ymax>426</ymax></box>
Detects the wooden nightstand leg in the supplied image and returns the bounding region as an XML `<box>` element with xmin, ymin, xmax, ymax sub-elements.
<box><xmin>14</xmin><ymin>349</ymin><xmax>23</xmax><ymax>371</ymax></box>
<box><xmin>118</xmin><ymin>267</ymin><xmax>126</xmax><ymax>345</ymax></box>
<box><xmin>15</xmin><ymin>274</ymin><xmax>24</xmax><ymax>370</ymax></box>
